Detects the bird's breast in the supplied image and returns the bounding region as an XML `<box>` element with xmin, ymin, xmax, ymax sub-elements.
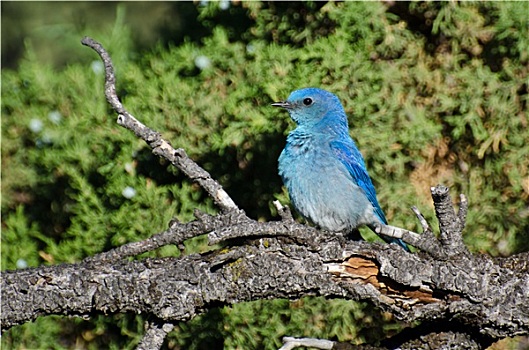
<box><xmin>278</xmin><ymin>135</ymin><xmax>376</xmax><ymax>231</ymax></box>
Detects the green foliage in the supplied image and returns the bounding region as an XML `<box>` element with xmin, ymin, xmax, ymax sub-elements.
<box><xmin>2</xmin><ymin>1</ymin><xmax>528</xmax><ymax>349</ymax></box>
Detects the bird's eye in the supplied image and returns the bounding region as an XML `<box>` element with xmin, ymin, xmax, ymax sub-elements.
<box><xmin>302</xmin><ymin>98</ymin><xmax>313</xmax><ymax>106</ymax></box>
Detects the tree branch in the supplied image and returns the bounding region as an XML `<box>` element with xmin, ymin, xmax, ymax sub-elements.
<box><xmin>137</xmin><ymin>320</ymin><xmax>175</xmax><ymax>350</ymax></box>
<box><xmin>81</xmin><ymin>36</ymin><xmax>238</xmax><ymax>213</ymax></box>
<box><xmin>3</xmin><ymin>206</ymin><xmax>528</xmax><ymax>342</ymax></box>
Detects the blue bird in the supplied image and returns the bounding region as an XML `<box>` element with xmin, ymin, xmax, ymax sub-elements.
<box><xmin>272</xmin><ymin>87</ymin><xmax>409</xmax><ymax>251</ymax></box>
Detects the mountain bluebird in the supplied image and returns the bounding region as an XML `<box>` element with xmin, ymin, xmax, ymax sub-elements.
<box><xmin>272</xmin><ymin>87</ymin><xmax>409</xmax><ymax>251</ymax></box>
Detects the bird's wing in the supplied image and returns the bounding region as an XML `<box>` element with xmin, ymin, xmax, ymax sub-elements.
<box><xmin>330</xmin><ymin>139</ymin><xmax>387</xmax><ymax>224</ymax></box>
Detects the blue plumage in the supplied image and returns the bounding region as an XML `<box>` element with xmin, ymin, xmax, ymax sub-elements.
<box><xmin>272</xmin><ymin>88</ymin><xmax>408</xmax><ymax>251</ymax></box>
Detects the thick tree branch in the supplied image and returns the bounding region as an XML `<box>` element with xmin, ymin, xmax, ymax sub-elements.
<box><xmin>3</xmin><ymin>206</ymin><xmax>528</xmax><ymax>342</ymax></box>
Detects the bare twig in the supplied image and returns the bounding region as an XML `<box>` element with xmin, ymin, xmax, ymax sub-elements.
<box><xmin>457</xmin><ymin>193</ymin><xmax>468</xmax><ymax>232</ymax></box>
<box><xmin>137</xmin><ymin>321</ymin><xmax>175</xmax><ymax>350</ymax></box>
<box><xmin>279</xmin><ymin>337</ymin><xmax>334</xmax><ymax>350</ymax></box>
<box><xmin>374</xmin><ymin>185</ymin><xmax>470</xmax><ymax>258</ymax></box>
<box><xmin>86</xmin><ymin>209</ymin><xmax>248</xmax><ymax>262</ymax></box>
<box><xmin>411</xmin><ymin>205</ymin><xmax>430</xmax><ymax>233</ymax></box>
<box><xmin>273</xmin><ymin>200</ymin><xmax>295</xmax><ymax>222</ymax></box>
<box><xmin>80</xmin><ymin>36</ymin><xmax>237</xmax><ymax>212</ymax></box>
<box><xmin>431</xmin><ymin>185</ymin><xmax>468</xmax><ymax>255</ymax></box>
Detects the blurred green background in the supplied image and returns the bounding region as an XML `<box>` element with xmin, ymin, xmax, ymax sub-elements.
<box><xmin>2</xmin><ymin>1</ymin><xmax>528</xmax><ymax>349</ymax></box>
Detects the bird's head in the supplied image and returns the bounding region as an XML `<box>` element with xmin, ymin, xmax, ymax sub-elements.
<box><xmin>271</xmin><ymin>88</ymin><xmax>346</xmax><ymax>127</ymax></box>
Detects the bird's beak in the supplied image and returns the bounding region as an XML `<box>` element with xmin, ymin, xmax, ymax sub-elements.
<box><xmin>271</xmin><ymin>101</ymin><xmax>292</xmax><ymax>109</ymax></box>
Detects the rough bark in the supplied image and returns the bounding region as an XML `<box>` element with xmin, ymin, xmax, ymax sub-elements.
<box><xmin>3</xmin><ymin>209</ymin><xmax>528</xmax><ymax>345</ymax></box>
<box><xmin>1</xmin><ymin>37</ymin><xmax>528</xmax><ymax>350</ymax></box>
